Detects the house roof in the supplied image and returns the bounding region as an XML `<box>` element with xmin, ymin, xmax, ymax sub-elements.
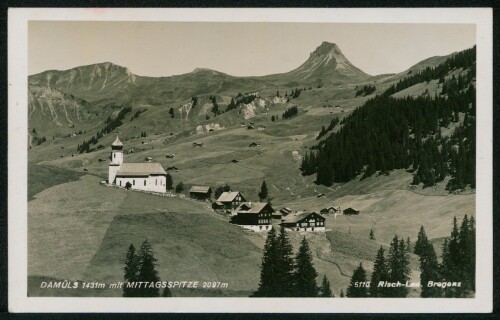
<box><xmin>217</xmin><ymin>191</ymin><xmax>243</xmax><ymax>202</ymax></box>
<box><xmin>236</xmin><ymin>202</ymin><xmax>273</xmax><ymax>215</ymax></box>
<box><xmin>116</xmin><ymin>163</ymin><xmax>166</xmax><ymax>177</ymax></box>
<box><xmin>281</xmin><ymin>211</ymin><xmax>323</xmax><ymax>223</ymax></box>
<box><xmin>112</xmin><ymin>136</ymin><xmax>123</xmax><ymax>147</ymax></box>
<box><xmin>321</xmin><ymin>206</ymin><xmax>338</xmax><ymax>212</ymax></box>
<box><xmin>344</xmin><ymin>207</ymin><xmax>359</xmax><ymax>213</ymax></box>
<box><xmin>189</xmin><ymin>186</ymin><xmax>212</xmax><ymax>193</ymax></box>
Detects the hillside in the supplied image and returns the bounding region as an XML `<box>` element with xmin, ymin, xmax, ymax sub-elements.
<box><xmin>27</xmin><ymin>42</ymin><xmax>476</xmax><ymax>297</ymax></box>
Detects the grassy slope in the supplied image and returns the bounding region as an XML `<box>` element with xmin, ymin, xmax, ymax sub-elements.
<box><xmin>28</xmin><ymin>164</ymin><xmax>85</xmax><ymax>200</ymax></box>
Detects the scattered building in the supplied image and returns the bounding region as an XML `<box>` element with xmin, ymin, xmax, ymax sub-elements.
<box><xmin>320</xmin><ymin>206</ymin><xmax>339</xmax><ymax>215</ymax></box>
<box><xmin>249</xmin><ymin>142</ymin><xmax>260</xmax><ymax>147</ymax></box>
<box><xmin>281</xmin><ymin>211</ymin><xmax>326</xmax><ymax>232</ymax></box>
<box><xmin>257</xmin><ymin>125</ymin><xmax>266</xmax><ymax>130</ymax></box>
<box><xmin>233</xmin><ymin>202</ymin><xmax>274</xmax><ymax>232</ymax></box>
<box><xmin>215</xmin><ymin>191</ymin><xmax>247</xmax><ymax>211</ymax></box>
<box><xmin>343</xmin><ymin>207</ymin><xmax>360</xmax><ymax>215</ymax></box>
<box><xmin>279</xmin><ymin>207</ymin><xmax>292</xmax><ymax>216</ymax></box>
<box><xmin>108</xmin><ymin>136</ymin><xmax>167</xmax><ymax>193</ymax></box>
<box><xmin>193</xmin><ymin>142</ymin><xmax>204</xmax><ymax>147</ymax></box>
<box><xmin>189</xmin><ymin>186</ymin><xmax>212</xmax><ymax>200</ymax></box>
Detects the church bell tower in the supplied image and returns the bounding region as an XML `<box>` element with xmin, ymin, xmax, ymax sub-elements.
<box><xmin>108</xmin><ymin>136</ymin><xmax>124</xmax><ymax>184</ymax></box>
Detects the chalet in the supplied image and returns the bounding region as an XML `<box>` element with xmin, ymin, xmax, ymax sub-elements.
<box><xmin>281</xmin><ymin>211</ymin><xmax>326</xmax><ymax>232</ymax></box>
<box><xmin>189</xmin><ymin>186</ymin><xmax>212</xmax><ymax>200</ymax></box>
<box><xmin>108</xmin><ymin>137</ymin><xmax>167</xmax><ymax>193</ymax></box>
<box><xmin>247</xmin><ymin>125</ymin><xmax>255</xmax><ymax>130</ymax></box>
<box><xmin>249</xmin><ymin>142</ymin><xmax>260</xmax><ymax>147</ymax></box>
<box><xmin>215</xmin><ymin>191</ymin><xmax>246</xmax><ymax>211</ymax></box>
<box><xmin>233</xmin><ymin>202</ymin><xmax>274</xmax><ymax>232</ymax></box>
<box><xmin>320</xmin><ymin>206</ymin><xmax>339</xmax><ymax>215</ymax></box>
<box><xmin>343</xmin><ymin>207</ymin><xmax>360</xmax><ymax>215</ymax></box>
<box><xmin>193</xmin><ymin>142</ymin><xmax>204</xmax><ymax>147</ymax></box>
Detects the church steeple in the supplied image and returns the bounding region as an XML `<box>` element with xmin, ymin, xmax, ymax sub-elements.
<box><xmin>111</xmin><ymin>135</ymin><xmax>123</xmax><ymax>149</ymax></box>
<box><xmin>109</xmin><ymin>136</ymin><xmax>124</xmax><ymax>184</ymax></box>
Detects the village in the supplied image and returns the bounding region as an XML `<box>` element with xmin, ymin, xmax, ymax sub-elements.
<box><xmin>105</xmin><ymin>136</ymin><xmax>360</xmax><ymax>233</ymax></box>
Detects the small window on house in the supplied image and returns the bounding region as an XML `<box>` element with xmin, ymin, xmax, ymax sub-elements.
<box><xmin>114</xmin><ymin>154</ymin><xmax>116</xmax><ymax>158</ymax></box>
<box><xmin>144</xmin><ymin>180</ymin><xmax>146</xmax><ymax>186</ymax></box>
<box><xmin>296</xmin><ymin>228</ymin><xmax>299</xmax><ymax>231</ymax></box>
<box><xmin>259</xmin><ymin>226</ymin><xmax>263</xmax><ymax>230</ymax></box>
<box><xmin>155</xmin><ymin>179</ymin><xmax>157</xmax><ymax>186</ymax></box>
<box><xmin>133</xmin><ymin>180</ymin><xmax>135</xmax><ymax>186</ymax></box>
<box><xmin>312</xmin><ymin>227</ymin><xmax>315</xmax><ymax>231</ymax></box>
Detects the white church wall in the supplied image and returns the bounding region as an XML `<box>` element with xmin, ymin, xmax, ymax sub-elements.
<box><xmin>116</xmin><ymin>175</ymin><xmax>166</xmax><ymax>193</ymax></box>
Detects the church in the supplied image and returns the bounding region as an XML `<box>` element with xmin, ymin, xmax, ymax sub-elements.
<box><xmin>108</xmin><ymin>136</ymin><xmax>168</xmax><ymax>193</ymax></box>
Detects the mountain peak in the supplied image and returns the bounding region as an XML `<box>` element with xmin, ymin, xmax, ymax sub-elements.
<box><xmin>311</xmin><ymin>42</ymin><xmax>343</xmax><ymax>57</ymax></box>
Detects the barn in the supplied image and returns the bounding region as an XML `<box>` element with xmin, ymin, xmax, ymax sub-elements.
<box><xmin>280</xmin><ymin>211</ymin><xmax>326</xmax><ymax>232</ymax></box>
<box><xmin>343</xmin><ymin>207</ymin><xmax>360</xmax><ymax>215</ymax></box>
<box><xmin>320</xmin><ymin>206</ymin><xmax>339</xmax><ymax>215</ymax></box>
<box><xmin>189</xmin><ymin>186</ymin><xmax>212</xmax><ymax>200</ymax></box>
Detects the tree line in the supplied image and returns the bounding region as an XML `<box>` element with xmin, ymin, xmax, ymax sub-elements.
<box><xmin>355</xmin><ymin>85</ymin><xmax>376</xmax><ymax>97</ymax></box>
<box><xmin>123</xmin><ymin>239</ymin><xmax>171</xmax><ymax>297</ymax></box>
<box><xmin>77</xmin><ymin>106</ymin><xmax>132</xmax><ymax>153</ymax></box>
<box><xmin>346</xmin><ymin>215</ymin><xmax>475</xmax><ymax>298</ymax></box>
<box><xmin>252</xmin><ymin>227</ymin><xmax>332</xmax><ymax>297</ymax></box>
<box><xmin>301</xmin><ymin>68</ymin><xmax>475</xmax><ymax>191</ymax></box>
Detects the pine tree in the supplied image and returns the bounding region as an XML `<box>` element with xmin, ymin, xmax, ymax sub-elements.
<box><xmin>123</xmin><ymin>243</ymin><xmax>140</xmax><ymax>297</ymax></box>
<box><xmin>292</xmin><ymin>237</ymin><xmax>319</xmax><ymax>297</ymax></box>
<box><xmin>414</xmin><ymin>226</ymin><xmax>429</xmax><ymax>256</ymax></box>
<box><xmin>258</xmin><ymin>180</ymin><xmax>269</xmax><ymax>201</ymax></box>
<box><xmin>166</xmin><ymin>173</ymin><xmax>173</xmax><ymax>190</ymax></box>
<box><xmin>136</xmin><ymin>239</ymin><xmax>161</xmax><ymax>297</ymax></box>
<box><xmin>419</xmin><ymin>241</ymin><xmax>442</xmax><ymax>297</ymax></box>
<box><xmin>252</xmin><ymin>228</ymin><xmax>278</xmax><ymax>297</ymax></box>
<box><xmin>370</xmin><ymin>246</ymin><xmax>389</xmax><ymax>297</ymax></box>
<box><xmin>318</xmin><ymin>274</ymin><xmax>333</xmax><ymax>297</ymax></box>
<box><xmin>406</xmin><ymin>237</ymin><xmax>411</xmax><ymax>252</ymax></box>
<box><xmin>369</xmin><ymin>229</ymin><xmax>375</xmax><ymax>240</ymax></box>
<box><xmin>169</xmin><ymin>107</ymin><xmax>175</xmax><ymax>118</ymax></box>
<box><xmin>346</xmin><ymin>263</ymin><xmax>369</xmax><ymax>297</ymax></box>
<box><xmin>175</xmin><ymin>181</ymin><xmax>184</xmax><ymax>193</ymax></box>
<box><xmin>275</xmin><ymin>226</ymin><xmax>294</xmax><ymax>296</ymax></box>
<box><xmin>387</xmin><ymin>236</ymin><xmax>411</xmax><ymax>297</ymax></box>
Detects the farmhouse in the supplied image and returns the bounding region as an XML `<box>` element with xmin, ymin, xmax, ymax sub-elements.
<box><xmin>108</xmin><ymin>136</ymin><xmax>167</xmax><ymax>193</ymax></box>
<box><xmin>233</xmin><ymin>202</ymin><xmax>274</xmax><ymax>232</ymax></box>
<box><xmin>215</xmin><ymin>192</ymin><xmax>247</xmax><ymax>211</ymax></box>
<box><xmin>343</xmin><ymin>207</ymin><xmax>360</xmax><ymax>215</ymax></box>
<box><xmin>281</xmin><ymin>211</ymin><xmax>326</xmax><ymax>232</ymax></box>
<box><xmin>320</xmin><ymin>206</ymin><xmax>339</xmax><ymax>215</ymax></box>
<box><xmin>189</xmin><ymin>186</ymin><xmax>212</xmax><ymax>200</ymax></box>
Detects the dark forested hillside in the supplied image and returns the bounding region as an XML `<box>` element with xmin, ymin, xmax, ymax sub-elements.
<box><xmin>301</xmin><ymin>46</ymin><xmax>476</xmax><ymax>192</ymax></box>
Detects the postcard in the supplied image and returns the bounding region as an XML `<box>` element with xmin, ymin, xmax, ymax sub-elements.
<box><xmin>8</xmin><ymin>7</ymin><xmax>493</xmax><ymax>313</ymax></box>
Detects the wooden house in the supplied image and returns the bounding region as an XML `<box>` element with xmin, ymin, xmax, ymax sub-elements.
<box><xmin>279</xmin><ymin>207</ymin><xmax>292</xmax><ymax>216</ymax></box>
<box><xmin>233</xmin><ymin>202</ymin><xmax>274</xmax><ymax>232</ymax></box>
<box><xmin>215</xmin><ymin>191</ymin><xmax>246</xmax><ymax>211</ymax></box>
<box><xmin>343</xmin><ymin>207</ymin><xmax>360</xmax><ymax>215</ymax></box>
<box><xmin>189</xmin><ymin>186</ymin><xmax>212</xmax><ymax>200</ymax></box>
<box><xmin>320</xmin><ymin>206</ymin><xmax>339</xmax><ymax>215</ymax></box>
<box><xmin>280</xmin><ymin>211</ymin><xmax>325</xmax><ymax>232</ymax></box>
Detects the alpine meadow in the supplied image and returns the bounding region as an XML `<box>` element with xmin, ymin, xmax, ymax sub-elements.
<box><xmin>27</xmin><ymin>36</ymin><xmax>476</xmax><ymax>299</ymax></box>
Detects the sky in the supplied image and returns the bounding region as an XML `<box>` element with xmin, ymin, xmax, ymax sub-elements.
<box><xmin>28</xmin><ymin>21</ymin><xmax>476</xmax><ymax>77</ymax></box>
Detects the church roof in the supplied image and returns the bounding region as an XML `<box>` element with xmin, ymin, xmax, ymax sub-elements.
<box><xmin>112</xmin><ymin>136</ymin><xmax>123</xmax><ymax>147</ymax></box>
<box><xmin>116</xmin><ymin>163</ymin><xmax>166</xmax><ymax>177</ymax></box>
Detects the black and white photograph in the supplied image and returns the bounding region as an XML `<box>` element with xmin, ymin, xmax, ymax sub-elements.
<box><xmin>8</xmin><ymin>8</ymin><xmax>493</xmax><ymax>313</ymax></box>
